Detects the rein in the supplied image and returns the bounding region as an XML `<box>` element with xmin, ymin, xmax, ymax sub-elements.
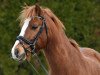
<box><xmin>16</xmin><ymin>16</ymin><xmax>48</xmax><ymax>75</ymax></box>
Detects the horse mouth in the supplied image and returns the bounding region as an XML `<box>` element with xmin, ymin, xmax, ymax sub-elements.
<box><xmin>17</xmin><ymin>53</ymin><xmax>26</xmax><ymax>62</ymax></box>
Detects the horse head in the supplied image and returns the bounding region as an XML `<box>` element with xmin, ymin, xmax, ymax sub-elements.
<box><xmin>11</xmin><ymin>5</ymin><xmax>48</xmax><ymax>61</ymax></box>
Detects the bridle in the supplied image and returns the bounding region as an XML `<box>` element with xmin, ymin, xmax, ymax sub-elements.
<box><xmin>16</xmin><ymin>16</ymin><xmax>48</xmax><ymax>55</ymax></box>
<box><xmin>16</xmin><ymin>16</ymin><xmax>48</xmax><ymax>75</ymax></box>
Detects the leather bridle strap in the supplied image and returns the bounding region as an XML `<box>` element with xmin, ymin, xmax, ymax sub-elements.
<box><xmin>16</xmin><ymin>16</ymin><xmax>48</xmax><ymax>54</ymax></box>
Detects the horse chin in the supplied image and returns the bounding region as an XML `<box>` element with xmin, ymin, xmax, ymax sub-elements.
<box><xmin>17</xmin><ymin>53</ymin><xmax>26</xmax><ymax>62</ymax></box>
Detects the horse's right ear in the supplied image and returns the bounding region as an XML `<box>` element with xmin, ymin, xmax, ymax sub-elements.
<box><xmin>35</xmin><ymin>4</ymin><xmax>42</xmax><ymax>16</ymax></box>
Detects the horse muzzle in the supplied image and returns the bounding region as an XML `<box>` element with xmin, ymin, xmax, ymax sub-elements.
<box><xmin>11</xmin><ymin>45</ymin><xmax>26</xmax><ymax>61</ymax></box>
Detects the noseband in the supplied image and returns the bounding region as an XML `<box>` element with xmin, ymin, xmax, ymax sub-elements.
<box><xmin>16</xmin><ymin>16</ymin><xmax>48</xmax><ymax>54</ymax></box>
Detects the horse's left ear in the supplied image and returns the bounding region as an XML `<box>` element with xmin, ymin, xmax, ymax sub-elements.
<box><xmin>35</xmin><ymin>4</ymin><xmax>42</xmax><ymax>16</ymax></box>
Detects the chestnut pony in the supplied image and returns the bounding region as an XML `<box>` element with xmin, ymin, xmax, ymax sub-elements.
<box><xmin>11</xmin><ymin>5</ymin><xmax>100</xmax><ymax>75</ymax></box>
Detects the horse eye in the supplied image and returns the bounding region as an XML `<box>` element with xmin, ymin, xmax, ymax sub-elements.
<box><xmin>32</xmin><ymin>25</ymin><xmax>38</xmax><ymax>30</ymax></box>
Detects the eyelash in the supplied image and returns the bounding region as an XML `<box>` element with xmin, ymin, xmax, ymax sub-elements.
<box><xmin>32</xmin><ymin>25</ymin><xmax>38</xmax><ymax>30</ymax></box>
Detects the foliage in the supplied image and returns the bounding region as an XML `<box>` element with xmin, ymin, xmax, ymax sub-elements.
<box><xmin>0</xmin><ymin>0</ymin><xmax>100</xmax><ymax>75</ymax></box>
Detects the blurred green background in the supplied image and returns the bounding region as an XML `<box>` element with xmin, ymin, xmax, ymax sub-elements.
<box><xmin>0</xmin><ymin>0</ymin><xmax>100</xmax><ymax>75</ymax></box>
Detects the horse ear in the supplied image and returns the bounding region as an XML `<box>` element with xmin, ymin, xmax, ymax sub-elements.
<box><xmin>35</xmin><ymin>4</ymin><xmax>42</xmax><ymax>16</ymax></box>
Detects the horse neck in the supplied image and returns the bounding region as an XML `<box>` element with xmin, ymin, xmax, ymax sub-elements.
<box><xmin>44</xmin><ymin>27</ymin><xmax>84</xmax><ymax>75</ymax></box>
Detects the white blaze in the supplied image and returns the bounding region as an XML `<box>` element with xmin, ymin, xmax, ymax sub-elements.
<box><xmin>11</xmin><ymin>18</ymin><xmax>31</xmax><ymax>59</ymax></box>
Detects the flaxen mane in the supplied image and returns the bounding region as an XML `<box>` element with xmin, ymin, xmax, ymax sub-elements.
<box><xmin>69</xmin><ymin>39</ymin><xmax>80</xmax><ymax>50</ymax></box>
<box><xmin>18</xmin><ymin>5</ymin><xmax>65</xmax><ymax>30</ymax></box>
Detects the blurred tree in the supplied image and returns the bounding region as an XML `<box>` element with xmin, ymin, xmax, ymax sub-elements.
<box><xmin>0</xmin><ymin>64</ymin><xmax>4</xmax><ymax>75</ymax></box>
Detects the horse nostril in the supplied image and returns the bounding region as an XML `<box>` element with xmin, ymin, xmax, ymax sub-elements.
<box><xmin>15</xmin><ymin>48</ymin><xmax>19</xmax><ymax>58</ymax></box>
